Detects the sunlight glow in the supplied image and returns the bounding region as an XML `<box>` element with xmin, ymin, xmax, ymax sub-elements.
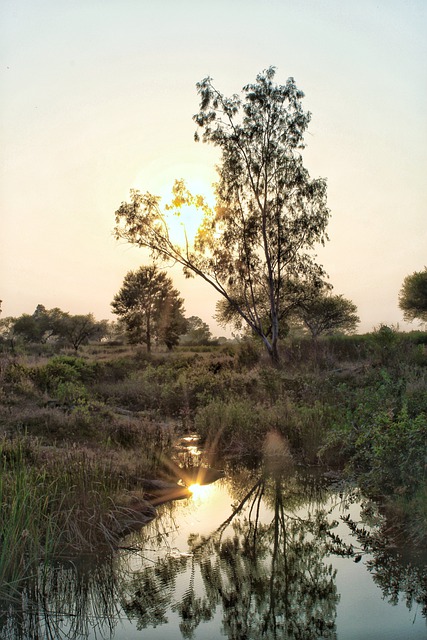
<box><xmin>132</xmin><ymin>164</ymin><xmax>216</xmax><ymax>247</ymax></box>
<box><xmin>188</xmin><ymin>483</ymin><xmax>213</xmax><ymax>500</ymax></box>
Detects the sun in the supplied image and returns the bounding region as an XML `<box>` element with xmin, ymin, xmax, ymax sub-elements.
<box><xmin>131</xmin><ymin>159</ymin><xmax>216</xmax><ymax>242</ymax></box>
<box><xmin>188</xmin><ymin>483</ymin><xmax>213</xmax><ymax>500</ymax></box>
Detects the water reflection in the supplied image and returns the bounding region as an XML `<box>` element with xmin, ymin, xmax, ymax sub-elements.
<box><xmin>1</xmin><ymin>469</ymin><xmax>426</xmax><ymax>640</ymax></box>
<box><xmin>0</xmin><ymin>557</ymin><xmax>122</xmax><ymax>640</ymax></box>
<box><xmin>188</xmin><ymin>482</ymin><xmax>214</xmax><ymax>500</ymax></box>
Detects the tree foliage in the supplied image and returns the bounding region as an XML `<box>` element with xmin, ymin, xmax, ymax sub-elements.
<box><xmin>3</xmin><ymin>305</ymin><xmax>108</xmax><ymax>352</ymax></box>
<box><xmin>398</xmin><ymin>268</ymin><xmax>427</xmax><ymax>324</ymax></box>
<box><xmin>180</xmin><ymin>315</ymin><xmax>213</xmax><ymax>345</ymax></box>
<box><xmin>294</xmin><ymin>292</ymin><xmax>360</xmax><ymax>339</ymax></box>
<box><xmin>114</xmin><ymin>67</ymin><xmax>330</xmax><ymax>363</ymax></box>
<box><xmin>13</xmin><ymin>305</ymin><xmax>66</xmax><ymax>344</ymax></box>
<box><xmin>111</xmin><ymin>265</ymin><xmax>187</xmax><ymax>351</ymax></box>
<box><xmin>215</xmin><ymin>277</ymin><xmax>322</xmax><ymax>339</ymax></box>
<box><xmin>59</xmin><ymin>314</ymin><xmax>108</xmax><ymax>352</ymax></box>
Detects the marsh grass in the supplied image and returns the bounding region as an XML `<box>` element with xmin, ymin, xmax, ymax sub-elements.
<box><xmin>0</xmin><ymin>436</ymin><xmax>62</xmax><ymax>597</ymax></box>
<box><xmin>0</xmin><ymin>427</ymin><xmax>171</xmax><ymax>602</ymax></box>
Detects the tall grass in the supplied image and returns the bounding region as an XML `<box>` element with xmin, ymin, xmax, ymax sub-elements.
<box><xmin>0</xmin><ymin>436</ymin><xmax>63</xmax><ymax>597</ymax></box>
<box><xmin>0</xmin><ymin>431</ymin><xmax>169</xmax><ymax>601</ymax></box>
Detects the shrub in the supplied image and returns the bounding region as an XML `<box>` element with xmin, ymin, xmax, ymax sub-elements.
<box><xmin>236</xmin><ymin>339</ymin><xmax>262</xmax><ymax>368</ymax></box>
<box><xmin>36</xmin><ymin>355</ymin><xmax>99</xmax><ymax>388</ymax></box>
<box><xmin>353</xmin><ymin>405</ymin><xmax>426</xmax><ymax>496</ymax></box>
<box><xmin>194</xmin><ymin>398</ymin><xmax>266</xmax><ymax>456</ymax></box>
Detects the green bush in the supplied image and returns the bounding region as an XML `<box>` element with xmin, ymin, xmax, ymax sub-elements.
<box><xmin>32</xmin><ymin>355</ymin><xmax>99</xmax><ymax>393</ymax></box>
<box><xmin>354</xmin><ymin>405</ymin><xmax>426</xmax><ymax>496</ymax></box>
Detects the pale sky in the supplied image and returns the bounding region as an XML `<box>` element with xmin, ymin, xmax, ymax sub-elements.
<box><xmin>1</xmin><ymin>0</ymin><xmax>426</xmax><ymax>336</ymax></box>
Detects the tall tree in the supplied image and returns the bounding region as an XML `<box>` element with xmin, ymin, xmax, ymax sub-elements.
<box><xmin>111</xmin><ymin>265</ymin><xmax>186</xmax><ymax>351</ymax></box>
<box><xmin>114</xmin><ymin>67</ymin><xmax>330</xmax><ymax>363</ymax></box>
<box><xmin>398</xmin><ymin>267</ymin><xmax>427</xmax><ymax>324</ymax></box>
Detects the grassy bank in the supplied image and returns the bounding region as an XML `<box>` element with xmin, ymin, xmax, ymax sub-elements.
<box><xmin>1</xmin><ymin>328</ymin><xmax>426</xmax><ymax>596</ymax></box>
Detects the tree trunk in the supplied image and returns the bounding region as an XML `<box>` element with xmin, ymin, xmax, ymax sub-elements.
<box><xmin>144</xmin><ymin>308</ymin><xmax>151</xmax><ymax>352</ymax></box>
<box><xmin>270</xmin><ymin>340</ymin><xmax>280</xmax><ymax>366</ymax></box>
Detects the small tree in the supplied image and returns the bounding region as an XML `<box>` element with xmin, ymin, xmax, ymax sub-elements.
<box><xmin>398</xmin><ymin>268</ymin><xmax>427</xmax><ymax>324</ymax></box>
<box><xmin>0</xmin><ymin>316</ymin><xmax>17</xmax><ymax>352</ymax></box>
<box><xmin>58</xmin><ymin>314</ymin><xmax>109</xmax><ymax>352</ymax></box>
<box><xmin>114</xmin><ymin>67</ymin><xmax>330</xmax><ymax>364</ymax></box>
<box><xmin>215</xmin><ymin>276</ymin><xmax>324</xmax><ymax>339</ymax></box>
<box><xmin>111</xmin><ymin>265</ymin><xmax>186</xmax><ymax>352</ymax></box>
<box><xmin>294</xmin><ymin>293</ymin><xmax>359</xmax><ymax>339</ymax></box>
<box><xmin>180</xmin><ymin>315</ymin><xmax>213</xmax><ymax>345</ymax></box>
<box><xmin>156</xmin><ymin>292</ymin><xmax>188</xmax><ymax>350</ymax></box>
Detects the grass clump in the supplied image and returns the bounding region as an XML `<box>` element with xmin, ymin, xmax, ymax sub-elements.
<box><xmin>0</xmin><ymin>436</ymin><xmax>62</xmax><ymax>596</ymax></box>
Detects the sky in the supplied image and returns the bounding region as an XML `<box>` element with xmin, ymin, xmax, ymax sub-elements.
<box><xmin>1</xmin><ymin>0</ymin><xmax>426</xmax><ymax>336</ymax></box>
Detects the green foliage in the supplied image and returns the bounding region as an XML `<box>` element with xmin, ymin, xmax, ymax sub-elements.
<box><xmin>319</xmin><ymin>364</ymin><xmax>426</xmax><ymax>530</ymax></box>
<box><xmin>294</xmin><ymin>292</ymin><xmax>360</xmax><ymax>338</ymax></box>
<box><xmin>9</xmin><ymin>305</ymin><xmax>109</xmax><ymax>352</ymax></box>
<box><xmin>0</xmin><ymin>436</ymin><xmax>62</xmax><ymax>594</ymax></box>
<box><xmin>193</xmin><ymin>388</ymin><xmax>340</xmax><ymax>464</ymax></box>
<box><xmin>59</xmin><ymin>314</ymin><xmax>109</xmax><ymax>352</ymax></box>
<box><xmin>179</xmin><ymin>315</ymin><xmax>212</xmax><ymax>345</ymax></box>
<box><xmin>0</xmin><ymin>427</ymin><xmax>174</xmax><ymax>599</ymax></box>
<box><xmin>32</xmin><ymin>355</ymin><xmax>99</xmax><ymax>394</ymax></box>
<box><xmin>194</xmin><ymin>398</ymin><xmax>265</xmax><ymax>455</ymax></box>
<box><xmin>368</xmin><ymin>324</ymin><xmax>402</xmax><ymax>366</ymax></box>
<box><xmin>399</xmin><ymin>267</ymin><xmax>427</xmax><ymax>323</ymax></box>
<box><xmin>352</xmin><ymin>405</ymin><xmax>426</xmax><ymax>496</ymax></box>
<box><xmin>55</xmin><ymin>380</ymin><xmax>89</xmax><ymax>405</ymax></box>
<box><xmin>236</xmin><ymin>339</ymin><xmax>262</xmax><ymax>368</ymax></box>
<box><xmin>1</xmin><ymin>332</ymin><xmax>427</xmax><ymax>547</ymax></box>
<box><xmin>12</xmin><ymin>304</ymin><xmax>65</xmax><ymax>344</ymax></box>
<box><xmin>112</xmin><ymin>265</ymin><xmax>187</xmax><ymax>351</ymax></box>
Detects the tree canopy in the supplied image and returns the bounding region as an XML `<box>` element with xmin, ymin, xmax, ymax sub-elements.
<box><xmin>111</xmin><ymin>265</ymin><xmax>187</xmax><ymax>351</ymax></box>
<box><xmin>114</xmin><ymin>67</ymin><xmax>330</xmax><ymax>363</ymax></box>
<box><xmin>3</xmin><ymin>305</ymin><xmax>108</xmax><ymax>352</ymax></box>
<box><xmin>59</xmin><ymin>314</ymin><xmax>108</xmax><ymax>352</ymax></box>
<box><xmin>294</xmin><ymin>292</ymin><xmax>360</xmax><ymax>339</ymax></box>
<box><xmin>180</xmin><ymin>315</ymin><xmax>213</xmax><ymax>345</ymax></box>
<box><xmin>398</xmin><ymin>268</ymin><xmax>427</xmax><ymax>324</ymax></box>
<box><xmin>13</xmin><ymin>305</ymin><xmax>65</xmax><ymax>344</ymax></box>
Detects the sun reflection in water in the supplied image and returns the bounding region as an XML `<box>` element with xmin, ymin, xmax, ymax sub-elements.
<box><xmin>188</xmin><ymin>483</ymin><xmax>213</xmax><ymax>500</ymax></box>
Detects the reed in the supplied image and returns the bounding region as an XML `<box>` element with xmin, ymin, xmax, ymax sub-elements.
<box><xmin>0</xmin><ymin>436</ymin><xmax>63</xmax><ymax>598</ymax></box>
<box><xmin>0</xmin><ymin>434</ymin><xmax>158</xmax><ymax>601</ymax></box>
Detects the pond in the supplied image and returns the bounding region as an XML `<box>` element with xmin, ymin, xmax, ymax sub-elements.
<box><xmin>1</xmin><ymin>436</ymin><xmax>426</xmax><ymax>639</ymax></box>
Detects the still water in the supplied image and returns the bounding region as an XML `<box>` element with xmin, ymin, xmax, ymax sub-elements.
<box><xmin>1</xmin><ymin>452</ymin><xmax>426</xmax><ymax>639</ymax></box>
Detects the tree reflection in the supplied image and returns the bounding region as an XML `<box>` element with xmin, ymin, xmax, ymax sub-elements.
<box><xmin>123</xmin><ymin>469</ymin><xmax>341</xmax><ymax>639</ymax></box>
<box><xmin>1</xmin><ymin>467</ymin><xmax>426</xmax><ymax>640</ymax></box>
<box><xmin>188</xmin><ymin>476</ymin><xmax>339</xmax><ymax>639</ymax></box>
<box><xmin>341</xmin><ymin>506</ymin><xmax>427</xmax><ymax>620</ymax></box>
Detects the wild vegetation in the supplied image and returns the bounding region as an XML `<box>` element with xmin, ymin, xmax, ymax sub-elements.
<box><xmin>0</xmin><ymin>324</ymin><xmax>426</xmax><ymax>600</ymax></box>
